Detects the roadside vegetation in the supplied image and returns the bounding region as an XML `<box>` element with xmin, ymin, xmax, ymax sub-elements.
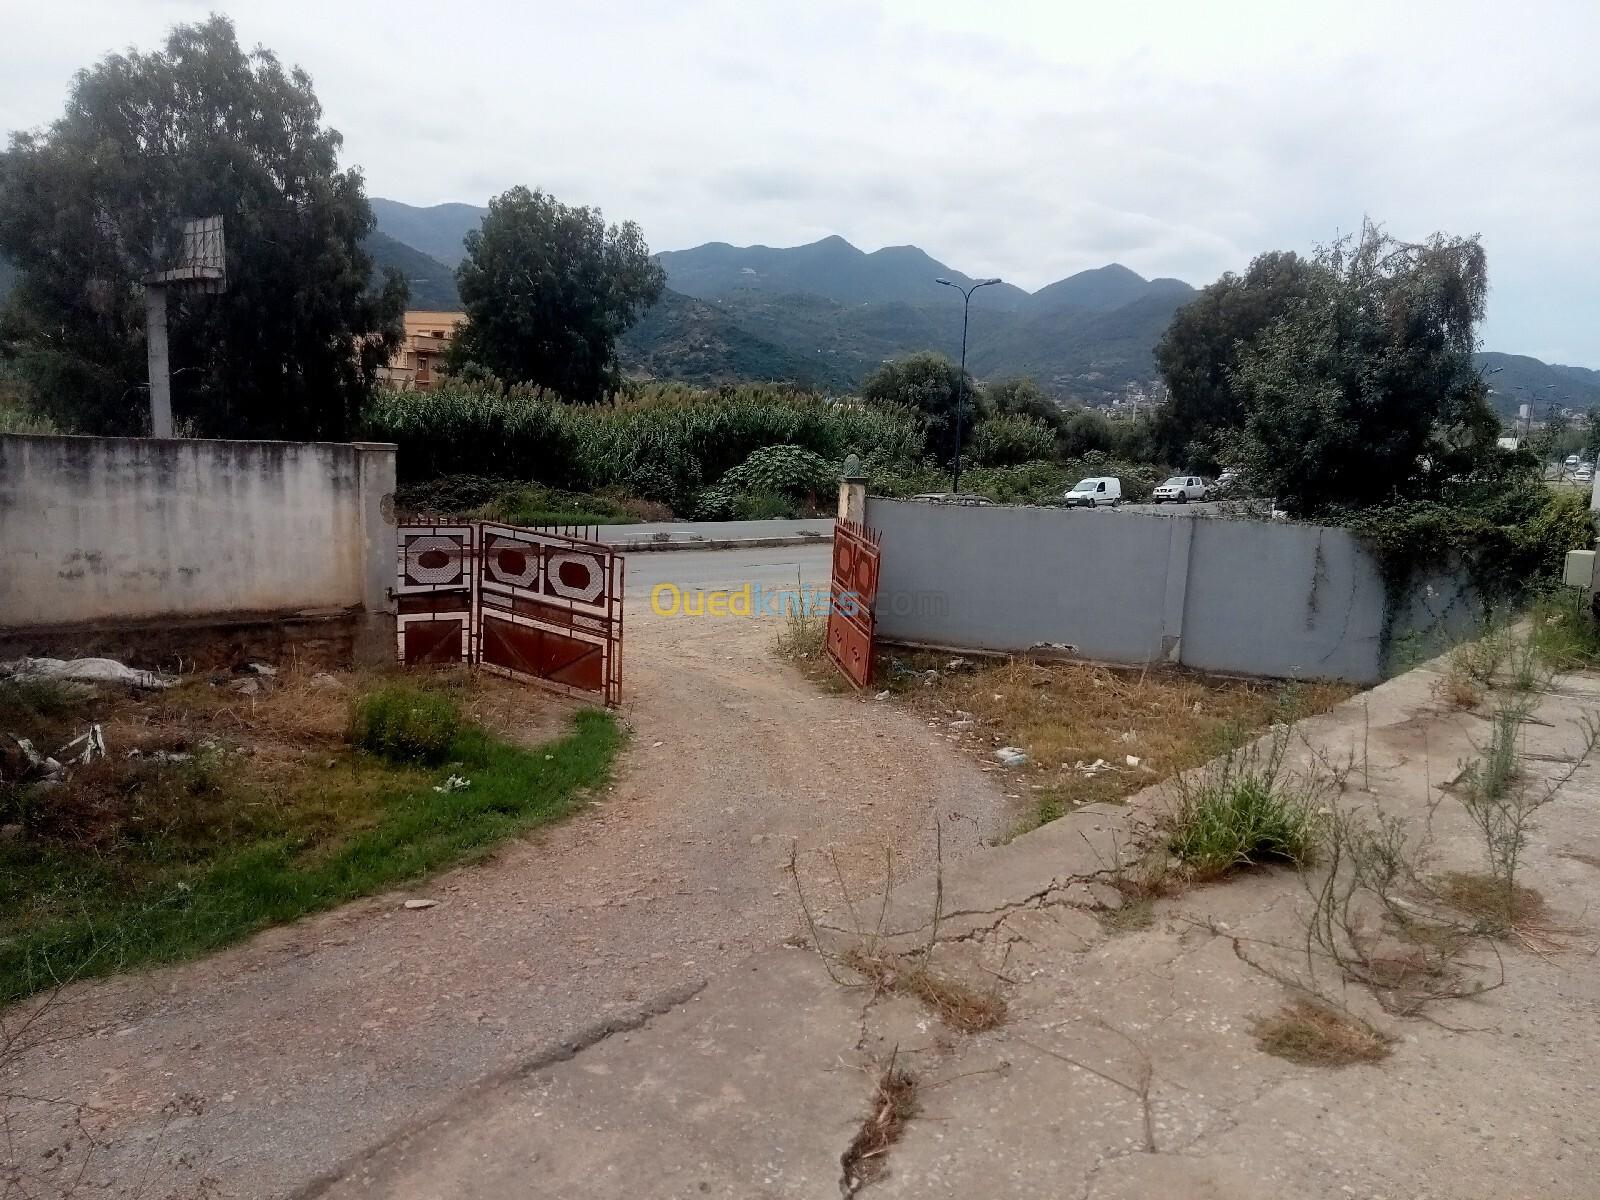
<box><xmin>778</xmin><ymin>644</ymin><xmax>1353</xmax><ymax>832</ymax></box>
<box><xmin>0</xmin><ymin>668</ymin><xmax>620</xmax><ymax>1005</ymax></box>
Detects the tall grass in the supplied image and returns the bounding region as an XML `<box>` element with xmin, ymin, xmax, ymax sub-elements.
<box><xmin>360</xmin><ymin>381</ymin><xmax>923</xmax><ymax>510</ymax></box>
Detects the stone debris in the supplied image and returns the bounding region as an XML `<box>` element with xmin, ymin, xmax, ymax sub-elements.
<box><xmin>994</xmin><ymin>746</ymin><xmax>1029</xmax><ymax>767</ymax></box>
<box><xmin>247</xmin><ymin>663</ymin><xmax>278</xmax><ymax>677</ymax></box>
<box><xmin>402</xmin><ymin>899</ymin><xmax>439</xmax><ymax>910</ymax></box>
<box><xmin>309</xmin><ymin>672</ymin><xmax>347</xmax><ymax>691</ymax></box>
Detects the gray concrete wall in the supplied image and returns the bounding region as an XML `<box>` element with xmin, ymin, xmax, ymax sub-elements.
<box><xmin>0</xmin><ymin>436</ymin><xmax>397</xmax><ymax>651</ymax></box>
<box><xmin>1179</xmin><ymin>519</ymin><xmax>1385</xmax><ymax>681</ymax></box>
<box><xmin>868</xmin><ymin>501</ymin><xmax>1182</xmax><ymax>665</ymax></box>
<box><xmin>865</xmin><ymin>498</ymin><xmax>1471</xmax><ymax>684</ymax></box>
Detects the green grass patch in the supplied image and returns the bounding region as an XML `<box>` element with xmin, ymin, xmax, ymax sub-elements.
<box><xmin>350</xmin><ymin>684</ymin><xmax>464</xmax><ymax>765</ymax></box>
<box><xmin>0</xmin><ymin>706</ymin><xmax>621</xmax><ymax>1005</ymax></box>
<box><xmin>1531</xmin><ymin>588</ymin><xmax>1600</xmax><ymax>671</ymax></box>
<box><xmin>1166</xmin><ymin>732</ymin><xmax>1320</xmax><ymax>878</ymax></box>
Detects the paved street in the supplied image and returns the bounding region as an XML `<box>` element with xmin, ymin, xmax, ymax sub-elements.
<box><xmin>598</xmin><ymin>517</ymin><xmax>833</xmax><ymax>548</ymax></box>
<box><xmin>622</xmin><ymin>544</ymin><xmax>830</xmax><ymax>601</ymax></box>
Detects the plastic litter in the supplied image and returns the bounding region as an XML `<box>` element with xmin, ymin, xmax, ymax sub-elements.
<box><xmin>2</xmin><ymin>656</ymin><xmax>173</xmax><ymax>690</ymax></box>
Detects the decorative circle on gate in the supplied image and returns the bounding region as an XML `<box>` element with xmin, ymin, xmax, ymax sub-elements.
<box><xmin>544</xmin><ymin>550</ymin><xmax>605</xmax><ymax>603</ymax></box>
<box><xmin>404</xmin><ymin>535</ymin><xmax>464</xmax><ymax>586</ymax></box>
<box><xmin>486</xmin><ymin>536</ymin><xmax>540</xmax><ymax>588</ymax></box>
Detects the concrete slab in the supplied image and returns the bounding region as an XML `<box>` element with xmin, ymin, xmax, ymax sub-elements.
<box><xmin>307</xmin><ymin>651</ymin><xmax>1600</xmax><ymax>1200</ymax></box>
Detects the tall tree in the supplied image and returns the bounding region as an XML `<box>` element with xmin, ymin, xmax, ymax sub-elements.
<box><xmin>0</xmin><ymin>15</ymin><xmax>404</xmax><ymax>438</ymax></box>
<box><xmin>449</xmin><ymin>187</ymin><xmax>665</xmax><ymax>401</ymax></box>
<box><xmin>1152</xmin><ymin>250</ymin><xmax>1319</xmax><ymax>468</ymax></box>
<box><xmin>1230</xmin><ymin>224</ymin><xmax>1501</xmax><ymax>515</ymax></box>
<box><xmin>861</xmin><ymin>351</ymin><xmax>980</xmax><ymax>462</ymax></box>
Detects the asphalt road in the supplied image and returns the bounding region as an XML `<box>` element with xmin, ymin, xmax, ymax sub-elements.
<box><xmin>622</xmin><ymin>544</ymin><xmax>831</xmax><ymax>600</ymax></box>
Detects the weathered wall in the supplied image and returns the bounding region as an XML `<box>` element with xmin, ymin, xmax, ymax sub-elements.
<box><xmin>865</xmin><ymin>498</ymin><xmax>1473</xmax><ymax>684</ymax></box>
<box><xmin>0</xmin><ymin>435</ymin><xmax>396</xmax><ymax>660</ymax></box>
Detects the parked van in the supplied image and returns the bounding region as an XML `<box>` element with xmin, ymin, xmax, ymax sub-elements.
<box><xmin>1063</xmin><ymin>477</ymin><xmax>1121</xmax><ymax>508</ymax></box>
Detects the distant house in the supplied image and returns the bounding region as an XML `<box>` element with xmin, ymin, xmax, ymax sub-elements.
<box><xmin>380</xmin><ymin>310</ymin><xmax>465</xmax><ymax>390</ymax></box>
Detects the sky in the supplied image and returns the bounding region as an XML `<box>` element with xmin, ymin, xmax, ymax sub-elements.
<box><xmin>6</xmin><ymin>0</ymin><xmax>1598</xmax><ymax>365</ymax></box>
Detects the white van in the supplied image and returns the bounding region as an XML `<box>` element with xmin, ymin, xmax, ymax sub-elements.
<box><xmin>1063</xmin><ymin>477</ymin><xmax>1121</xmax><ymax>508</ymax></box>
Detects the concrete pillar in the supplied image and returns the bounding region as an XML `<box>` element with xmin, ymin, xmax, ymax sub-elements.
<box><xmin>351</xmin><ymin>441</ymin><xmax>398</xmax><ymax>666</ymax></box>
<box><xmin>838</xmin><ymin>453</ymin><xmax>868</xmax><ymax>525</ymax></box>
<box><xmin>144</xmin><ymin>285</ymin><xmax>174</xmax><ymax>438</ymax></box>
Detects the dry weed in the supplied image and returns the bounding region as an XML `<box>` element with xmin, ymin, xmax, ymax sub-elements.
<box><xmin>843</xmin><ymin>947</ymin><xmax>1007</xmax><ymax>1034</ymax></box>
<box><xmin>1251</xmin><ymin>998</ymin><xmax>1394</xmax><ymax>1067</ymax></box>
<box><xmin>889</xmin><ymin>654</ymin><xmax>1351</xmax><ymax>827</ymax></box>
<box><xmin>839</xmin><ymin>1057</ymin><xmax>919</xmax><ymax>1197</ymax></box>
<box><xmin>1435</xmin><ymin>671</ymin><xmax>1484</xmax><ymax>711</ymax></box>
<box><xmin>1432</xmin><ymin>870</ymin><xmax>1548</xmax><ymax>933</ymax></box>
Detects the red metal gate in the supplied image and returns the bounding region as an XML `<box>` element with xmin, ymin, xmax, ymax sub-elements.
<box><xmin>396</xmin><ymin>522</ymin><xmax>625</xmax><ymax>706</ymax></box>
<box><xmin>825</xmin><ymin>519</ymin><xmax>882</xmax><ymax>689</ymax></box>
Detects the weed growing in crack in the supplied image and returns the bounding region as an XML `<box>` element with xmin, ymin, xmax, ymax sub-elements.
<box><xmin>1304</xmin><ymin>804</ymin><xmax>1496</xmax><ymax>1015</ymax></box>
<box><xmin>1251</xmin><ymin>998</ymin><xmax>1394</xmax><ymax>1067</ymax></box>
<box><xmin>839</xmin><ymin>1052</ymin><xmax>919</xmax><ymax>1198</ymax></box>
<box><xmin>1165</xmin><ymin>728</ymin><xmax>1322</xmax><ymax>879</ymax></box>
<box><xmin>786</xmin><ymin>831</ymin><xmax>1008</xmax><ymax>1034</ymax></box>
<box><xmin>1451</xmin><ymin>698</ymin><xmax>1600</xmax><ymax>931</ymax></box>
<box><xmin>842</xmin><ymin>947</ymin><xmax>1007</xmax><ymax>1033</ymax></box>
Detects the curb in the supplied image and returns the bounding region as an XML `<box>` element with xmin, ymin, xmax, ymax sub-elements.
<box><xmin>606</xmin><ymin>532</ymin><xmax>833</xmax><ymax>554</ymax></box>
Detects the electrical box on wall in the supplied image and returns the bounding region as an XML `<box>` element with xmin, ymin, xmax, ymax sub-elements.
<box><xmin>1563</xmin><ymin>548</ymin><xmax>1596</xmax><ymax>589</ymax></box>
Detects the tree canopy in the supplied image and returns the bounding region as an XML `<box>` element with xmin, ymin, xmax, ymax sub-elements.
<box><xmin>449</xmin><ymin>187</ymin><xmax>665</xmax><ymax>402</ymax></box>
<box><xmin>1229</xmin><ymin>224</ymin><xmax>1501</xmax><ymax>515</ymax></box>
<box><xmin>1152</xmin><ymin>250</ymin><xmax>1318</xmax><ymax>469</ymax></box>
<box><xmin>0</xmin><ymin>15</ymin><xmax>403</xmax><ymax>438</ymax></box>
<box><xmin>860</xmin><ymin>351</ymin><xmax>980</xmax><ymax>461</ymax></box>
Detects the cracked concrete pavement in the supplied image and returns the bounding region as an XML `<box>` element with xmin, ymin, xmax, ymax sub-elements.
<box><xmin>316</xmin><ymin>653</ymin><xmax>1600</xmax><ymax>1200</ymax></box>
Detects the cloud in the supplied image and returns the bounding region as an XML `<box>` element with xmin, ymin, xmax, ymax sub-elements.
<box><xmin>2</xmin><ymin>0</ymin><xmax>1597</xmax><ymax>362</ymax></box>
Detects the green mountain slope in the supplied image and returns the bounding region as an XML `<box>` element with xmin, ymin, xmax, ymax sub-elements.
<box><xmin>617</xmin><ymin>289</ymin><xmax>856</xmax><ymax>389</ymax></box>
<box><xmin>655</xmin><ymin>235</ymin><xmax>1032</xmax><ymax>311</ymax></box>
<box><xmin>366</xmin><ymin>232</ymin><xmax>459</xmax><ymax>309</ymax></box>
<box><xmin>368</xmin><ymin>199</ymin><xmax>486</xmax><ymax>266</ymax></box>
<box><xmin>1477</xmin><ymin>351</ymin><xmax>1600</xmax><ymax>415</ymax></box>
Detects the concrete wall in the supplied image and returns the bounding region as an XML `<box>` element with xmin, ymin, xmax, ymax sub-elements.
<box><xmin>865</xmin><ymin>498</ymin><xmax>1473</xmax><ymax>684</ymax></box>
<box><xmin>0</xmin><ymin>435</ymin><xmax>396</xmax><ymax>661</ymax></box>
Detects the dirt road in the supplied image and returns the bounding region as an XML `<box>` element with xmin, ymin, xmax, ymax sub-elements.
<box><xmin>2</xmin><ymin>599</ymin><xmax>1013</xmax><ymax>1198</ymax></box>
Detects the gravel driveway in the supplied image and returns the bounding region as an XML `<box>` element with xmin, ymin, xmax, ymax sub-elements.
<box><xmin>2</xmin><ymin>604</ymin><xmax>1013</xmax><ymax>1198</ymax></box>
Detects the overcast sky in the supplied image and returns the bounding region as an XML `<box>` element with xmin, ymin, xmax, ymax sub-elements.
<box><xmin>7</xmin><ymin>0</ymin><xmax>1598</xmax><ymax>364</ymax></box>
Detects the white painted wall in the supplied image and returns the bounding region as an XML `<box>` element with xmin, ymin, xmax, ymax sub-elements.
<box><xmin>0</xmin><ymin>435</ymin><xmax>395</xmax><ymax>630</ymax></box>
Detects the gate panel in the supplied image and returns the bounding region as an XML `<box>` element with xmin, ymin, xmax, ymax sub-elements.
<box><xmin>396</xmin><ymin>525</ymin><xmax>475</xmax><ymax>665</ymax></box>
<box><xmin>825</xmin><ymin>519</ymin><xmax>882</xmax><ymax>690</ymax></box>
<box><xmin>474</xmin><ymin>522</ymin><xmax>625</xmax><ymax>705</ymax></box>
<box><xmin>396</xmin><ymin>522</ymin><xmax>624</xmax><ymax>705</ymax></box>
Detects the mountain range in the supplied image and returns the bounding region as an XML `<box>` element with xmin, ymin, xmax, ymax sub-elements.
<box><xmin>2</xmin><ymin>196</ymin><xmax>1595</xmax><ymax>414</ymax></box>
<box><xmin>364</xmin><ymin>201</ymin><xmax>1600</xmax><ymax>412</ymax></box>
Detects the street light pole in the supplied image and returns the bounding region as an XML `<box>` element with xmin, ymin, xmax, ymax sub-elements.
<box><xmin>937</xmin><ymin>276</ymin><xmax>1002</xmax><ymax>493</ymax></box>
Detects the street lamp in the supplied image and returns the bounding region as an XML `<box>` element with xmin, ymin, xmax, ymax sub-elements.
<box><xmin>936</xmin><ymin>275</ymin><xmax>1002</xmax><ymax>492</ymax></box>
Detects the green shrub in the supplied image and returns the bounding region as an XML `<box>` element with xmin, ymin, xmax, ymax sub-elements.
<box><xmin>350</xmin><ymin>685</ymin><xmax>463</xmax><ymax>765</ymax></box>
<box><xmin>735</xmin><ymin>490</ymin><xmax>797</xmax><ymax>520</ymax></box>
<box><xmin>969</xmin><ymin>414</ymin><xmax>1055</xmax><ymax>467</ymax></box>
<box><xmin>720</xmin><ymin>444</ymin><xmax>834</xmax><ymax>497</ymax></box>
<box><xmin>360</xmin><ymin>381</ymin><xmax>921</xmax><ymax>515</ymax></box>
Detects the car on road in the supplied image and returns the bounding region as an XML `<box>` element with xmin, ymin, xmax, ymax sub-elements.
<box><xmin>1151</xmin><ymin>475</ymin><xmax>1212</xmax><ymax>504</ymax></box>
<box><xmin>1576</xmin><ymin>464</ymin><xmax>1595</xmax><ymax>484</ymax></box>
<box><xmin>1063</xmin><ymin>477</ymin><xmax>1122</xmax><ymax>508</ymax></box>
<box><xmin>1566</xmin><ymin>455</ymin><xmax>1582</xmax><ymax>471</ymax></box>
